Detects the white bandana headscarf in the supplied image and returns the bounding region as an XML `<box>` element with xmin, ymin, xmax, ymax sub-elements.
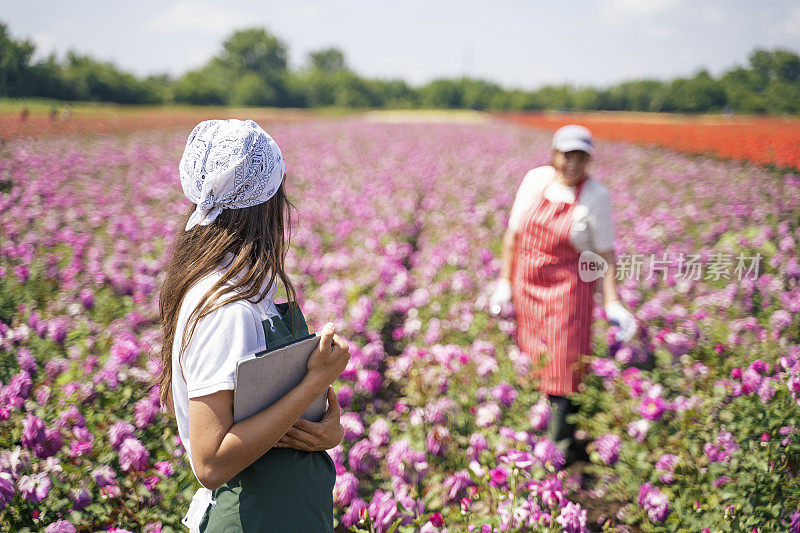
<box><xmin>179</xmin><ymin>119</ymin><xmax>285</xmax><ymax>232</ymax></box>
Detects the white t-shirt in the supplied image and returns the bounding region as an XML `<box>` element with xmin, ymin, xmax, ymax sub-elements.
<box><xmin>171</xmin><ymin>252</ymin><xmax>280</xmax><ymax>479</ymax></box>
<box><xmin>507</xmin><ymin>165</ymin><xmax>615</xmax><ymax>254</ymax></box>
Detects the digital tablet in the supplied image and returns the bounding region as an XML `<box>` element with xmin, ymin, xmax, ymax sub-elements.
<box><xmin>233</xmin><ymin>333</ymin><xmax>328</xmax><ymax>423</ymax></box>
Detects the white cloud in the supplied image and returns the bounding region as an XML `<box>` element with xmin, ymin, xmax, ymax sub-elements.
<box><xmin>296</xmin><ymin>4</ymin><xmax>322</xmax><ymax>21</ymax></box>
<box><xmin>596</xmin><ymin>0</ymin><xmax>682</xmax><ymax>39</ymax></box>
<box><xmin>31</xmin><ymin>32</ymin><xmax>56</xmax><ymax>61</ymax></box>
<box><xmin>699</xmin><ymin>5</ymin><xmax>725</xmax><ymax>25</ymax></box>
<box><xmin>598</xmin><ymin>0</ymin><xmax>681</xmax><ymax>23</ymax></box>
<box><xmin>146</xmin><ymin>0</ymin><xmax>251</xmax><ymax>36</ymax></box>
<box><xmin>781</xmin><ymin>7</ymin><xmax>800</xmax><ymax>39</ymax></box>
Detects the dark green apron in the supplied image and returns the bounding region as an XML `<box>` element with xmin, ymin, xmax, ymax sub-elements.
<box><xmin>198</xmin><ymin>302</ymin><xmax>337</xmax><ymax>533</ymax></box>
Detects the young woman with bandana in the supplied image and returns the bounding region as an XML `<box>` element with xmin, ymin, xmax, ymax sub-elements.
<box><xmin>157</xmin><ymin>119</ymin><xmax>349</xmax><ymax>532</ymax></box>
<box><xmin>490</xmin><ymin>125</ymin><xmax>637</xmax><ymax>464</ymax></box>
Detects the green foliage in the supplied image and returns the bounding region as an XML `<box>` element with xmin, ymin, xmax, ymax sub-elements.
<box><xmin>419</xmin><ymin>79</ymin><xmax>463</xmax><ymax>108</ymax></box>
<box><xmin>173</xmin><ymin>64</ymin><xmax>227</xmax><ymax>106</ymax></box>
<box><xmin>289</xmin><ymin>70</ymin><xmax>381</xmax><ymax>108</ymax></box>
<box><xmin>308</xmin><ymin>47</ymin><xmax>347</xmax><ymax>73</ymax></box>
<box><xmin>607</xmin><ymin>80</ymin><xmax>664</xmax><ymax>111</ymax></box>
<box><xmin>218</xmin><ymin>27</ymin><xmax>288</xmax><ymax>79</ymax></box>
<box><xmin>1</xmin><ymin>20</ymin><xmax>799</xmax><ymax>114</ymax></box>
<box><xmin>0</xmin><ymin>23</ymin><xmax>36</xmax><ymax>98</ymax></box>
<box><xmin>230</xmin><ymin>72</ymin><xmax>277</xmax><ymax>107</ymax></box>
<box><xmin>61</xmin><ymin>53</ymin><xmax>162</xmax><ymax>104</ymax></box>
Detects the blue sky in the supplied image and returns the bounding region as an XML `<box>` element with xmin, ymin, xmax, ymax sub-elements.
<box><xmin>3</xmin><ymin>0</ymin><xmax>800</xmax><ymax>89</ymax></box>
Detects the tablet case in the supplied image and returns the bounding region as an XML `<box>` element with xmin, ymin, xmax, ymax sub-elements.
<box><xmin>233</xmin><ymin>333</ymin><xmax>328</xmax><ymax>423</ymax></box>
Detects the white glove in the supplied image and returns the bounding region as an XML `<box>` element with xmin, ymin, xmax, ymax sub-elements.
<box><xmin>605</xmin><ymin>300</ymin><xmax>637</xmax><ymax>342</ymax></box>
<box><xmin>489</xmin><ymin>278</ymin><xmax>513</xmax><ymax>315</ymax></box>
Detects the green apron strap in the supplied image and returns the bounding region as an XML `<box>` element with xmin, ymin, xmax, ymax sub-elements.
<box><xmin>263</xmin><ymin>301</ymin><xmax>310</xmax><ymax>351</ymax></box>
<box><xmin>200</xmin><ymin>300</ymin><xmax>335</xmax><ymax>533</ymax></box>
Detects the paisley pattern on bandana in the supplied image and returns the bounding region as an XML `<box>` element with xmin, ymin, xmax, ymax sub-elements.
<box><xmin>179</xmin><ymin>119</ymin><xmax>285</xmax><ymax>231</ymax></box>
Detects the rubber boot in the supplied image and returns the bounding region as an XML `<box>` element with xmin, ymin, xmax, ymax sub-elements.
<box><xmin>545</xmin><ymin>395</ymin><xmax>575</xmax><ymax>456</ymax></box>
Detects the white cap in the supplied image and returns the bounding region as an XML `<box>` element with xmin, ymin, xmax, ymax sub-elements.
<box><xmin>552</xmin><ymin>124</ymin><xmax>593</xmax><ymax>155</ymax></box>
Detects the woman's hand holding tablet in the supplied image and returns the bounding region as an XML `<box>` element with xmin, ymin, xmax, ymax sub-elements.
<box><xmin>305</xmin><ymin>322</ymin><xmax>351</xmax><ymax>394</ymax></box>
<box><xmin>274</xmin><ymin>386</ymin><xmax>344</xmax><ymax>451</ymax></box>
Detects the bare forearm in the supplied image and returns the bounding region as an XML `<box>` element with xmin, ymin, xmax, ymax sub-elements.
<box><xmin>500</xmin><ymin>230</ymin><xmax>518</xmax><ymax>281</ymax></box>
<box><xmin>202</xmin><ymin>375</ymin><xmax>327</xmax><ymax>488</ymax></box>
<box><xmin>190</xmin><ymin>325</ymin><xmax>350</xmax><ymax>490</ymax></box>
<box><xmin>599</xmin><ymin>251</ymin><xmax>619</xmax><ymax>304</ymax></box>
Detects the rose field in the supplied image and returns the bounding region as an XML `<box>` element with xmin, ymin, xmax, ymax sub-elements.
<box><xmin>0</xmin><ymin>110</ymin><xmax>799</xmax><ymax>532</ymax></box>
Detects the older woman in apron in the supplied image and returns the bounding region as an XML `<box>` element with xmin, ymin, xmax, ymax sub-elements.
<box><xmin>490</xmin><ymin>125</ymin><xmax>637</xmax><ymax>462</ymax></box>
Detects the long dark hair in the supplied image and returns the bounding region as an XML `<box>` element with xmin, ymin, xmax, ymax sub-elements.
<box><xmin>156</xmin><ymin>182</ymin><xmax>297</xmax><ymax>412</ymax></box>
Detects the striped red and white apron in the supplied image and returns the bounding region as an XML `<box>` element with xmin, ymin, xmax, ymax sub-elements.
<box><xmin>512</xmin><ymin>174</ymin><xmax>594</xmax><ymax>397</ymax></box>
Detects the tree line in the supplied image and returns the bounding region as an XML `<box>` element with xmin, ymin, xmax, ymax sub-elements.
<box><xmin>2</xmin><ymin>23</ymin><xmax>800</xmax><ymax>114</ymax></box>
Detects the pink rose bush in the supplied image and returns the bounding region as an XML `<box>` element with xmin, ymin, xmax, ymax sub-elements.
<box><xmin>574</xmin><ymin>156</ymin><xmax>800</xmax><ymax>529</ymax></box>
<box><xmin>0</xmin><ymin>115</ymin><xmax>797</xmax><ymax>531</ymax></box>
